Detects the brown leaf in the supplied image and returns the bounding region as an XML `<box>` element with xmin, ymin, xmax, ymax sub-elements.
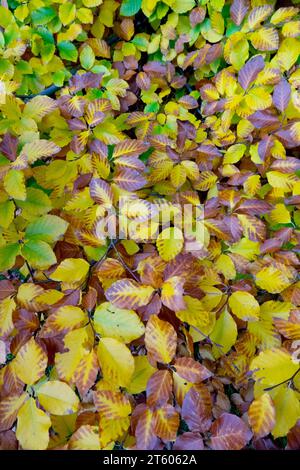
<box><xmin>210</xmin><ymin>413</ymin><xmax>252</xmax><ymax>450</ymax></box>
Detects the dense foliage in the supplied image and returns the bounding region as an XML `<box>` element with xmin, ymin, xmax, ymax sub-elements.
<box><xmin>0</xmin><ymin>0</ymin><xmax>300</xmax><ymax>451</ymax></box>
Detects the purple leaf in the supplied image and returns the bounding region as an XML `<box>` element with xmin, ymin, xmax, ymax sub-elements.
<box><xmin>273</xmin><ymin>78</ymin><xmax>291</xmax><ymax>113</ymax></box>
<box><xmin>230</xmin><ymin>0</ymin><xmax>249</xmax><ymax>25</ymax></box>
<box><xmin>69</xmin><ymin>72</ymin><xmax>103</xmax><ymax>93</ymax></box>
<box><xmin>173</xmin><ymin>432</ymin><xmax>204</xmax><ymax>450</ymax></box>
<box><xmin>248</xmin><ymin>110</ymin><xmax>280</xmax><ymax>129</ymax></box>
<box><xmin>0</xmin><ymin>133</ymin><xmax>18</xmax><ymax>161</ymax></box>
<box><xmin>238</xmin><ymin>55</ymin><xmax>265</xmax><ymax>90</ymax></box>
<box><xmin>258</xmin><ymin>135</ymin><xmax>274</xmax><ymax>160</ymax></box>
<box><xmin>181</xmin><ymin>387</ymin><xmax>212</xmax><ymax>433</ymax></box>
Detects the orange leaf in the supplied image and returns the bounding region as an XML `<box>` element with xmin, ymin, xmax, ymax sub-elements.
<box><xmin>146</xmin><ymin>370</ymin><xmax>173</xmax><ymax>408</ymax></box>
<box><xmin>145</xmin><ymin>315</ymin><xmax>177</xmax><ymax>364</ymax></box>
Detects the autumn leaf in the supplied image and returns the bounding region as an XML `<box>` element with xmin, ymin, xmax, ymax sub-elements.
<box><xmin>13</xmin><ymin>338</ymin><xmax>47</xmax><ymax>385</ymax></box>
<box><xmin>146</xmin><ymin>370</ymin><xmax>173</xmax><ymax>408</ymax></box>
<box><xmin>182</xmin><ymin>386</ymin><xmax>212</xmax><ymax>433</ymax></box>
<box><xmin>229</xmin><ymin>291</ymin><xmax>260</xmax><ymax>322</ymax></box>
<box><xmin>0</xmin><ymin>0</ymin><xmax>300</xmax><ymax>452</ymax></box>
<box><xmin>105</xmin><ymin>279</ymin><xmax>154</xmax><ymax>309</ymax></box>
<box><xmin>209</xmin><ymin>413</ymin><xmax>252</xmax><ymax>450</ymax></box>
<box><xmin>144</xmin><ymin>315</ymin><xmax>177</xmax><ymax>364</ymax></box>
<box><xmin>248</xmin><ymin>393</ymin><xmax>276</xmax><ymax>438</ymax></box>
<box><xmin>50</xmin><ymin>258</ymin><xmax>90</xmax><ymax>289</ymax></box>
<box><xmin>97</xmin><ymin>337</ymin><xmax>134</xmax><ymax>388</ymax></box>
<box><xmin>93</xmin><ymin>302</ymin><xmax>145</xmax><ymax>343</ymax></box>
<box><xmin>16</xmin><ymin>398</ymin><xmax>51</xmax><ymax>450</ymax></box>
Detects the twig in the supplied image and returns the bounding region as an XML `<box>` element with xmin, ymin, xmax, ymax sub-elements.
<box><xmin>189</xmin><ymin>323</ymin><xmax>223</xmax><ymax>349</ymax></box>
<box><xmin>111</xmin><ymin>240</ymin><xmax>140</xmax><ymax>282</ymax></box>
<box><xmin>25</xmin><ymin>261</ymin><xmax>35</xmax><ymax>282</ymax></box>
<box><xmin>17</xmin><ymin>35</ymin><xmax>120</xmax><ymax>102</ymax></box>
<box><xmin>264</xmin><ymin>367</ymin><xmax>300</xmax><ymax>392</ymax></box>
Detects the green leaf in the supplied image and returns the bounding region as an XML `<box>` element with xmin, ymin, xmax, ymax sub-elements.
<box><xmin>80</xmin><ymin>46</ymin><xmax>95</xmax><ymax>70</ymax></box>
<box><xmin>172</xmin><ymin>0</ymin><xmax>195</xmax><ymax>14</ymax></box>
<box><xmin>58</xmin><ymin>41</ymin><xmax>78</xmax><ymax>62</ymax></box>
<box><xmin>120</xmin><ymin>0</ymin><xmax>142</xmax><ymax>17</ymax></box>
<box><xmin>0</xmin><ymin>6</ymin><xmax>14</xmax><ymax>28</ymax></box>
<box><xmin>0</xmin><ymin>200</ymin><xmax>15</xmax><ymax>229</ymax></box>
<box><xmin>25</xmin><ymin>215</ymin><xmax>69</xmax><ymax>244</ymax></box>
<box><xmin>16</xmin><ymin>188</ymin><xmax>52</xmax><ymax>220</ymax></box>
<box><xmin>59</xmin><ymin>3</ymin><xmax>76</xmax><ymax>26</ymax></box>
<box><xmin>22</xmin><ymin>240</ymin><xmax>57</xmax><ymax>269</ymax></box>
<box><xmin>31</xmin><ymin>7</ymin><xmax>57</xmax><ymax>26</ymax></box>
<box><xmin>4</xmin><ymin>169</ymin><xmax>26</xmax><ymax>201</ymax></box>
<box><xmin>0</xmin><ymin>243</ymin><xmax>21</xmax><ymax>271</ymax></box>
<box><xmin>93</xmin><ymin>302</ymin><xmax>145</xmax><ymax>343</ymax></box>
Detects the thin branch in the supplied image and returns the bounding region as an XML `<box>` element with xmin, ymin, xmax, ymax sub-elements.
<box><xmin>111</xmin><ymin>240</ymin><xmax>140</xmax><ymax>282</ymax></box>
<box><xmin>92</xmin><ymin>240</ymin><xmax>113</xmax><ymax>273</ymax></box>
<box><xmin>17</xmin><ymin>35</ymin><xmax>120</xmax><ymax>102</ymax></box>
<box><xmin>188</xmin><ymin>323</ymin><xmax>226</xmax><ymax>355</ymax></box>
<box><xmin>25</xmin><ymin>261</ymin><xmax>35</xmax><ymax>282</ymax></box>
<box><xmin>264</xmin><ymin>367</ymin><xmax>300</xmax><ymax>392</ymax></box>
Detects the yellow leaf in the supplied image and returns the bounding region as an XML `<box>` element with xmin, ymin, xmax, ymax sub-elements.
<box><xmin>13</xmin><ymin>140</ymin><xmax>61</xmax><ymax>169</ymax></box>
<box><xmin>269</xmin><ymin>203</ymin><xmax>291</xmax><ymax>225</ymax></box>
<box><xmin>74</xmin><ymin>349</ymin><xmax>99</xmax><ymax>396</ymax></box>
<box><xmin>243</xmin><ymin>175</ymin><xmax>261</xmax><ymax>196</ymax></box>
<box><xmin>255</xmin><ymin>266</ymin><xmax>291</xmax><ymax>294</ymax></box>
<box><xmin>4</xmin><ymin>169</ymin><xmax>26</xmax><ymax>201</ymax></box>
<box><xmin>251</xmin><ymin>348</ymin><xmax>299</xmax><ymax>390</ymax></box>
<box><xmin>50</xmin><ymin>258</ymin><xmax>90</xmax><ymax>289</ymax></box>
<box><xmin>170</xmin><ymin>164</ymin><xmax>186</xmax><ymax>189</ymax></box>
<box><xmin>16</xmin><ymin>398</ymin><xmax>51</xmax><ymax>450</ymax></box>
<box><xmin>144</xmin><ymin>315</ymin><xmax>177</xmax><ymax>364</ymax></box>
<box><xmin>93</xmin><ymin>302</ymin><xmax>145</xmax><ymax>343</ymax></box>
<box><xmin>229</xmin><ymin>291</ymin><xmax>260</xmax><ymax>322</ymax></box>
<box><xmin>37</xmin><ymin>380</ymin><xmax>79</xmax><ymax>415</ymax></box>
<box><xmin>0</xmin><ymin>200</ymin><xmax>15</xmax><ymax>229</ymax></box>
<box><xmin>126</xmin><ymin>356</ymin><xmax>156</xmax><ymax>394</ymax></box>
<box><xmin>248</xmin><ymin>317</ymin><xmax>280</xmax><ymax>350</ymax></box>
<box><xmin>14</xmin><ymin>338</ymin><xmax>47</xmax><ymax>385</ymax></box>
<box><xmin>41</xmin><ymin>306</ymin><xmax>87</xmax><ymax>337</ymax></box>
<box><xmin>245</xmin><ymin>5</ymin><xmax>273</xmax><ymax>31</ymax></box>
<box><xmin>0</xmin><ymin>296</ymin><xmax>16</xmax><ymax>337</ymax></box>
<box><xmin>229</xmin><ymin>237</ymin><xmax>260</xmax><ymax>260</ymax></box>
<box><xmin>275</xmin><ymin>38</ymin><xmax>300</xmax><ymax>71</ymax></box>
<box><xmin>176</xmin><ymin>295</ymin><xmax>214</xmax><ymax>334</ymax></box>
<box><xmin>215</xmin><ymin>254</ymin><xmax>236</xmax><ymax>280</ymax></box>
<box><xmin>210</xmin><ymin>309</ymin><xmax>237</xmax><ymax>359</ymax></box>
<box><xmin>97</xmin><ymin>337</ymin><xmax>134</xmax><ymax>387</ymax></box>
<box><xmin>49</xmin><ymin>414</ymin><xmax>77</xmax><ymax>449</ymax></box>
<box><xmin>272</xmin><ymin>387</ymin><xmax>300</xmax><ymax>438</ymax></box>
<box><xmin>99</xmin><ymin>416</ymin><xmax>130</xmax><ymax>448</ymax></box>
<box><xmin>250</xmin><ymin>28</ymin><xmax>279</xmax><ymax>51</ymax></box>
<box><xmin>193</xmin><ymin>171</ymin><xmax>218</xmax><ymax>191</ymax></box>
<box><xmin>245</xmin><ymin>87</ymin><xmax>272</xmax><ymax>111</ymax></box>
<box><xmin>105</xmin><ymin>279</ymin><xmax>154</xmax><ymax>309</ymax></box>
<box><xmin>94</xmin><ymin>390</ymin><xmax>131</xmax><ymax>420</ymax></box>
<box><xmin>223</xmin><ymin>144</ymin><xmax>246</xmax><ymax>164</ymax></box>
<box><xmin>17</xmin><ymin>283</ymin><xmax>44</xmax><ymax>310</ymax></box>
<box><xmin>248</xmin><ymin>393</ymin><xmax>276</xmax><ymax>438</ymax></box>
<box><xmin>55</xmin><ymin>328</ymin><xmax>90</xmax><ymax>381</ymax></box>
<box><xmin>23</xmin><ymin>96</ymin><xmax>57</xmax><ymax>121</ymax></box>
<box><xmin>156</xmin><ymin>227</ymin><xmax>184</xmax><ymax>261</ymax></box>
<box><xmin>270</xmin><ymin>6</ymin><xmax>299</xmax><ymax>25</ymax></box>
<box><xmin>267</xmin><ymin>171</ymin><xmax>296</xmax><ymax>190</ymax></box>
<box><xmin>69</xmin><ymin>425</ymin><xmax>100</xmax><ymax>450</ymax></box>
